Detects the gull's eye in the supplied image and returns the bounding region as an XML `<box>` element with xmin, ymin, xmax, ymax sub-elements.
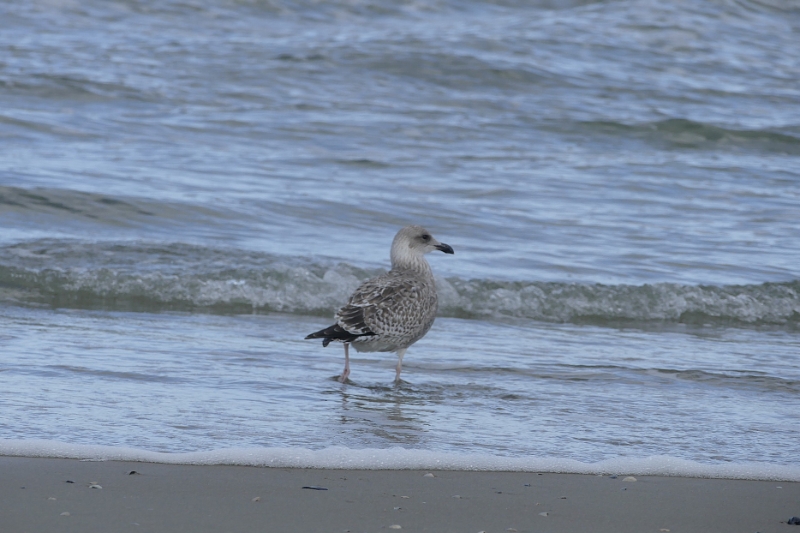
<box><xmin>421</xmin><ymin>234</ymin><xmax>431</xmax><ymax>241</ymax></box>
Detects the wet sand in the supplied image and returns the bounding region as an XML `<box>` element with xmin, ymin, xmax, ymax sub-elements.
<box><xmin>2</xmin><ymin>456</ymin><xmax>798</xmax><ymax>533</ymax></box>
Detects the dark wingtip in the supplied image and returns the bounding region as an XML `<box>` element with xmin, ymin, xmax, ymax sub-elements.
<box><xmin>306</xmin><ymin>324</ymin><xmax>376</xmax><ymax>346</ymax></box>
<box><xmin>305</xmin><ymin>330</ymin><xmax>328</xmax><ymax>342</ymax></box>
<box><xmin>306</xmin><ymin>332</ymin><xmax>332</xmax><ymax>346</ymax></box>
<box><xmin>436</xmin><ymin>242</ymin><xmax>454</xmax><ymax>254</ymax></box>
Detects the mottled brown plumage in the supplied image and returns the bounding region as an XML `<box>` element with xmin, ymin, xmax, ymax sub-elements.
<box><xmin>305</xmin><ymin>225</ymin><xmax>454</xmax><ymax>382</ymax></box>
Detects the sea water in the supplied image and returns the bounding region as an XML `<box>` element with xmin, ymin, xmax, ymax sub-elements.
<box><xmin>1</xmin><ymin>0</ymin><xmax>799</xmax><ymax>481</ymax></box>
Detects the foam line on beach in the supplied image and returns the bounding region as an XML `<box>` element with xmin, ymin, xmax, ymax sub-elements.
<box><xmin>2</xmin><ymin>440</ymin><xmax>798</xmax><ymax>481</ymax></box>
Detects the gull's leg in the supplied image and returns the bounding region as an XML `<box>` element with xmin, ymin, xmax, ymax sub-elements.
<box><xmin>339</xmin><ymin>342</ymin><xmax>351</xmax><ymax>383</ymax></box>
<box><xmin>394</xmin><ymin>348</ymin><xmax>407</xmax><ymax>383</ymax></box>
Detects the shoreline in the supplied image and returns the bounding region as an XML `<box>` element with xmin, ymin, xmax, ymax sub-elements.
<box><xmin>3</xmin><ymin>441</ymin><xmax>799</xmax><ymax>482</ymax></box>
<box><xmin>2</xmin><ymin>456</ymin><xmax>798</xmax><ymax>533</ymax></box>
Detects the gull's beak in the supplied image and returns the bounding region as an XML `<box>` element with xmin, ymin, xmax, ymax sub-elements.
<box><xmin>436</xmin><ymin>242</ymin><xmax>454</xmax><ymax>254</ymax></box>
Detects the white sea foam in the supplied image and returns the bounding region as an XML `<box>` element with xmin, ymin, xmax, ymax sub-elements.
<box><xmin>2</xmin><ymin>440</ymin><xmax>798</xmax><ymax>481</ymax></box>
<box><xmin>3</xmin><ymin>240</ymin><xmax>799</xmax><ymax>327</ymax></box>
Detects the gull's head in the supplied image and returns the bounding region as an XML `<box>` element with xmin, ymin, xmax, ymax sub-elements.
<box><xmin>391</xmin><ymin>225</ymin><xmax>453</xmax><ymax>269</ymax></box>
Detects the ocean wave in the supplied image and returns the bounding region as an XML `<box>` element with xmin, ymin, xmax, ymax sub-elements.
<box><xmin>1</xmin><ymin>240</ymin><xmax>798</xmax><ymax>328</ymax></box>
<box><xmin>1</xmin><ymin>440</ymin><xmax>799</xmax><ymax>481</ymax></box>
<box><xmin>0</xmin><ymin>186</ymin><xmax>235</xmax><ymax>237</ymax></box>
<box><xmin>0</xmin><ymin>71</ymin><xmax>156</xmax><ymax>104</ymax></box>
<box><xmin>440</xmin><ymin>277</ymin><xmax>800</xmax><ymax>327</ymax></box>
<box><xmin>739</xmin><ymin>0</ymin><xmax>800</xmax><ymax>13</ymax></box>
<box><xmin>583</xmin><ymin>119</ymin><xmax>800</xmax><ymax>153</ymax></box>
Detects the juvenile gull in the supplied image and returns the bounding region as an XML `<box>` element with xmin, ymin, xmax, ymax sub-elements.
<box><xmin>305</xmin><ymin>225</ymin><xmax>454</xmax><ymax>383</ymax></box>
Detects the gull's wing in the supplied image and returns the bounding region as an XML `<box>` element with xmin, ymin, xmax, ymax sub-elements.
<box><xmin>336</xmin><ymin>271</ymin><xmax>431</xmax><ymax>336</ymax></box>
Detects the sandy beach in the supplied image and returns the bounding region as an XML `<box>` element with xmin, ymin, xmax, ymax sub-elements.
<box><xmin>1</xmin><ymin>456</ymin><xmax>798</xmax><ymax>533</ymax></box>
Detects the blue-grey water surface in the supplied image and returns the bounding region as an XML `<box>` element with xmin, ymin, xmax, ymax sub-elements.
<box><xmin>1</xmin><ymin>0</ymin><xmax>799</xmax><ymax>474</ymax></box>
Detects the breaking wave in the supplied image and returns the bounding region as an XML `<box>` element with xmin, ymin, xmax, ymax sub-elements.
<box><xmin>1</xmin><ymin>240</ymin><xmax>798</xmax><ymax>328</ymax></box>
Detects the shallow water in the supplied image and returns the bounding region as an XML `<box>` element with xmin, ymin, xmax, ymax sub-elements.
<box><xmin>1</xmin><ymin>0</ymin><xmax>799</xmax><ymax>477</ymax></box>
<box><xmin>2</xmin><ymin>306</ymin><xmax>799</xmax><ymax>463</ymax></box>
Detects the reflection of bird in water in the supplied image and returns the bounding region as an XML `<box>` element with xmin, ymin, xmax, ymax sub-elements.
<box><xmin>305</xmin><ymin>225</ymin><xmax>454</xmax><ymax>383</ymax></box>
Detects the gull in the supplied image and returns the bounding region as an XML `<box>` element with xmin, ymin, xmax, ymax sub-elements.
<box><xmin>305</xmin><ymin>225</ymin><xmax>454</xmax><ymax>383</ymax></box>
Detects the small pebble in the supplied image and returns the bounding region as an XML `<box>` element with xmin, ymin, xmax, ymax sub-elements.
<box><xmin>251</xmin><ymin>497</ymin><xmax>261</xmax><ymax>502</ymax></box>
<box><xmin>423</xmin><ymin>473</ymin><xmax>435</xmax><ymax>478</ymax></box>
<box><xmin>400</xmin><ymin>496</ymin><xmax>409</xmax><ymax>499</ymax></box>
<box><xmin>560</xmin><ymin>496</ymin><xmax>567</xmax><ymax>499</ymax></box>
<box><xmin>622</xmin><ymin>476</ymin><xmax>637</xmax><ymax>482</ymax></box>
<box><xmin>393</xmin><ymin>506</ymin><xmax>402</xmax><ymax>510</ymax></box>
<box><xmin>65</xmin><ymin>480</ymin><xmax>74</xmax><ymax>484</ymax></box>
<box><xmin>302</xmin><ymin>486</ymin><xmax>328</xmax><ymax>490</ymax></box>
<box><xmin>128</xmin><ymin>471</ymin><xmax>140</xmax><ymax>475</ymax></box>
<box><xmin>507</xmin><ymin>528</ymin><xmax>518</xmax><ymax>532</ymax></box>
<box><xmin>539</xmin><ymin>512</ymin><xmax>549</xmax><ymax>517</ymax></box>
<box><xmin>621</xmin><ymin>487</ymin><xmax>627</xmax><ymax>491</ymax></box>
<box><xmin>787</xmin><ymin>516</ymin><xmax>800</xmax><ymax>525</ymax></box>
<box><xmin>609</xmin><ymin>475</ymin><xmax>617</xmax><ymax>479</ymax></box>
<box><xmin>776</xmin><ymin>486</ymin><xmax>782</xmax><ymax>489</ymax></box>
<box><xmin>48</xmin><ymin>497</ymin><xmax>57</xmax><ymax>501</ymax></box>
<box><xmin>60</xmin><ymin>512</ymin><xmax>70</xmax><ymax>516</ymax></box>
<box><xmin>89</xmin><ymin>484</ymin><xmax>102</xmax><ymax>490</ymax></box>
<box><xmin>389</xmin><ymin>525</ymin><xmax>402</xmax><ymax>530</ymax></box>
<box><xmin>659</xmin><ymin>529</ymin><xmax>670</xmax><ymax>532</ymax></box>
<box><xmin>452</xmin><ymin>495</ymin><xmax>462</xmax><ymax>499</ymax></box>
<box><xmin>523</xmin><ymin>483</ymin><xmax>531</xmax><ymax>487</ymax></box>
